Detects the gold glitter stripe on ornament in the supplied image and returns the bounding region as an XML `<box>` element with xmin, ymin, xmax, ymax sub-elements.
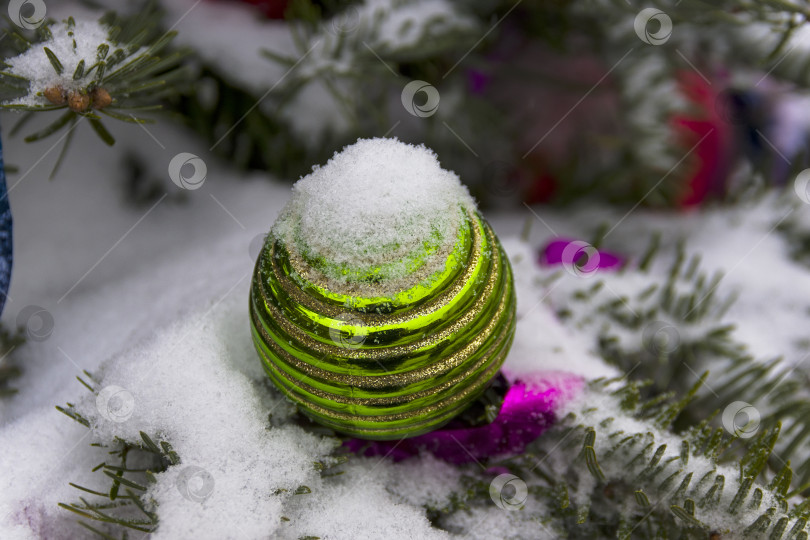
<box><xmin>253</xmin><ymin>242</ymin><xmax>509</xmax><ymax>378</ymax></box>
<box><xmin>251</xmin><ymin>286</ymin><xmax>509</xmax><ymax>392</ymax></box>
<box><xmin>264</xmin><ymin>335</ymin><xmax>513</xmax><ymax>427</ymax></box>
<box><xmin>249</xmin><ymin>264</ymin><xmax>511</xmax><ymax>389</ymax></box>
<box><xmin>257</xmin><ymin>303</ymin><xmax>514</xmax><ymax>406</ymax></box>
<box><xmin>264</xmin><ymin>362</ymin><xmax>470</xmax><ymax>438</ymax></box>
<box><xmin>255</xmin><ymin>226</ymin><xmax>501</xmax><ymax>363</ymax></box>
<box><xmin>259</xmin><ymin>347</ymin><xmax>505</xmax><ymax>419</ymax></box>
<box><xmin>268</xmin><ymin>338</ymin><xmax>508</xmax><ymax>438</ymax></box>
<box><xmin>252</xmin><ymin>262</ymin><xmax>504</xmax><ymax>378</ymax></box>
<box><xmin>339</xmin><ymin>400</ymin><xmax>475</xmax><ymax>437</ymax></box>
<box><xmin>260</xmin><ymin>225</ymin><xmax>487</xmax><ymax>355</ymax></box>
<box><xmin>266</xmin><ymin>212</ymin><xmax>482</xmax><ymax>325</ymax></box>
<box><xmin>260</xmin><ymin>321</ymin><xmax>510</xmax><ymax>408</ymax></box>
<box><xmin>265</xmin><ymin>239</ymin><xmax>477</xmax><ymax>333</ymax></box>
<box><xmin>251</xmin><ymin>296</ymin><xmax>513</xmax><ymax>411</ymax></box>
<box><xmin>283</xmin><ymin>206</ymin><xmax>469</xmax><ymax>301</ymax></box>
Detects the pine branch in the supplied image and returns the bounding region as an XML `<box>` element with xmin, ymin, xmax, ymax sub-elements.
<box><xmin>0</xmin><ymin>324</ymin><xmax>28</xmax><ymax>398</ymax></box>
<box><xmin>56</xmin><ymin>372</ymin><xmax>178</xmax><ymax>538</ymax></box>
<box><xmin>432</xmin><ymin>377</ymin><xmax>810</xmax><ymax>537</ymax></box>
<box><xmin>0</xmin><ymin>3</ymin><xmax>190</xmax><ymax>178</ymax></box>
<box><xmin>545</xmin><ymin>230</ymin><xmax>810</xmax><ymax>487</ymax></box>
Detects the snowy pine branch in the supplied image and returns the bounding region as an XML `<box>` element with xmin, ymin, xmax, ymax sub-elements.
<box><xmin>0</xmin><ymin>5</ymin><xmax>189</xmax><ymax>177</ymax></box>
<box><xmin>545</xmin><ymin>227</ymin><xmax>810</xmax><ymax>488</ymax></box>
<box><xmin>56</xmin><ymin>373</ymin><xmax>177</xmax><ymax>539</ymax></box>
<box><xmin>432</xmin><ymin>377</ymin><xmax>810</xmax><ymax>538</ymax></box>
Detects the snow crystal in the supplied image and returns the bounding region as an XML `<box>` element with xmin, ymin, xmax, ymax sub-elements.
<box><xmin>272</xmin><ymin>137</ymin><xmax>477</xmax><ymax>289</ymax></box>
<box><xmin>281</xmin><ymin>460</ymin><xmax>450</xmax><ymax>539</ymax></box>
<box><xmin>4</xmin><ymin>19</ymin><xmax>118</xmax><ymax>107</ymax></box>
<box><xmin>440</xmin><ymin>505</ymin><xmax>558</xmax><ymax>539</ymax></box>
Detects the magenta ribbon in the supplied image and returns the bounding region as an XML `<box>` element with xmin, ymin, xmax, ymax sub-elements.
<box><xmin>345</xmin><ymin>373</ymin><xmax>583</xmax><ymax>464</ymax></box>
<box><xmin>539</xmin><ymin>237</ymin><xmax>624</xmax><ymax>271</ymax></box>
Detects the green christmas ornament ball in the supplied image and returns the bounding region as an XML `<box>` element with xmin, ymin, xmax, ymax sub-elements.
<box><xmin>249</xmin><ymin>138</ymin><xmax>516</xmax><ymax>440</ymax></box>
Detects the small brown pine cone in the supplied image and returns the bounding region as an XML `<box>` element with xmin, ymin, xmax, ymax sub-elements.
<box><xmin>67</xmin><ymin>91</ymin><xmax>91</xmax><ymax>113</ymax></box>
<box><xmin>91</xmin><ymin>87</ymin><xmax>112</xmax><ymax>110</ymax></box>
<box><xmin>43</xmin><ymin>86</ymin><xmax>66</xmax><ymax>105</ymax></box>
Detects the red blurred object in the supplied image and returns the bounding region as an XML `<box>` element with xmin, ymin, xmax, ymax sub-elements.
<box><xmin>524</xmin><ymin>168</ymin><xmax>557</xmax><ymax>205</ymax></box>
<box><xmin>671</xmin><ymin>70</ymin><xmax>734</xmax><ymax>207</ymax></box>
<box><xmin>214</xmin><ymin>0</ymin><xmax>289</xmax><ymax>19</ymax></box>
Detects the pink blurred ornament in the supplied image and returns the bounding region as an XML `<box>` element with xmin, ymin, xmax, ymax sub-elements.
<box><xmin>539</xmin><ymin>238</ymin><xmax>624</xmax><ymax>271</ymax></box>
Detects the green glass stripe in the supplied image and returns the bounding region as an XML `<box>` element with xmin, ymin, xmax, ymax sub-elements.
<box><xmin>251</xmin><ymin>287</ymin><xmax>514</xmax><ymax>406</ymax></box>
<box><xmin>264</xmin><ymin>212</ymin><xmax>483</xmax><ymax>342</ymax></box>
<box><xmin>265</xmin><ymin>208</ymin><xmax>477</xmax><ymax>320</ymax></box>
<box><xmin>256</xmin><ymin>318</ymin><xmax>512</xmax><ymax>418</ymax></box>
<box><xmin>261</xmin><ymin>360</ymin><xmax>493</xmax><ymax>439</ymax></box>
<box><xmin>254</xmin><ymin>220</ymin><xmax>498</xmax><ymax>366</ymax></box>
<box><xmin>284</xmin><ymin>206</ymin><xmax>472</xmax><ymax>310</ymax></box>
<box><xmin>250</xmin><ymin>287</ymin><xmax>512</xmax><ymax>395</ymax></box>
<box><xmin>250</xmin><ymin>252</ymin><xmax>509</xmax><ymax>380</ymax></box>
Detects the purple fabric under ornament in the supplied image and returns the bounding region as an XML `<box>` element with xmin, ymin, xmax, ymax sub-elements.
<box><xmin>539</xmin><ymin>237</ymin><xmax>624</xmax><ymax>271</ymax></box>
<box><xmin>345</xmin><ymin>373</ymin><xmax>583</xmax><ymax>464</ymax></box>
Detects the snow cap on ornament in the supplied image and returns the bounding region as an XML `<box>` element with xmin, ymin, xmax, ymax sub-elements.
<box><xmin>249</xmin><ymin>138</ymin><xmax>516</xmax><ymax>440</ymax></box>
